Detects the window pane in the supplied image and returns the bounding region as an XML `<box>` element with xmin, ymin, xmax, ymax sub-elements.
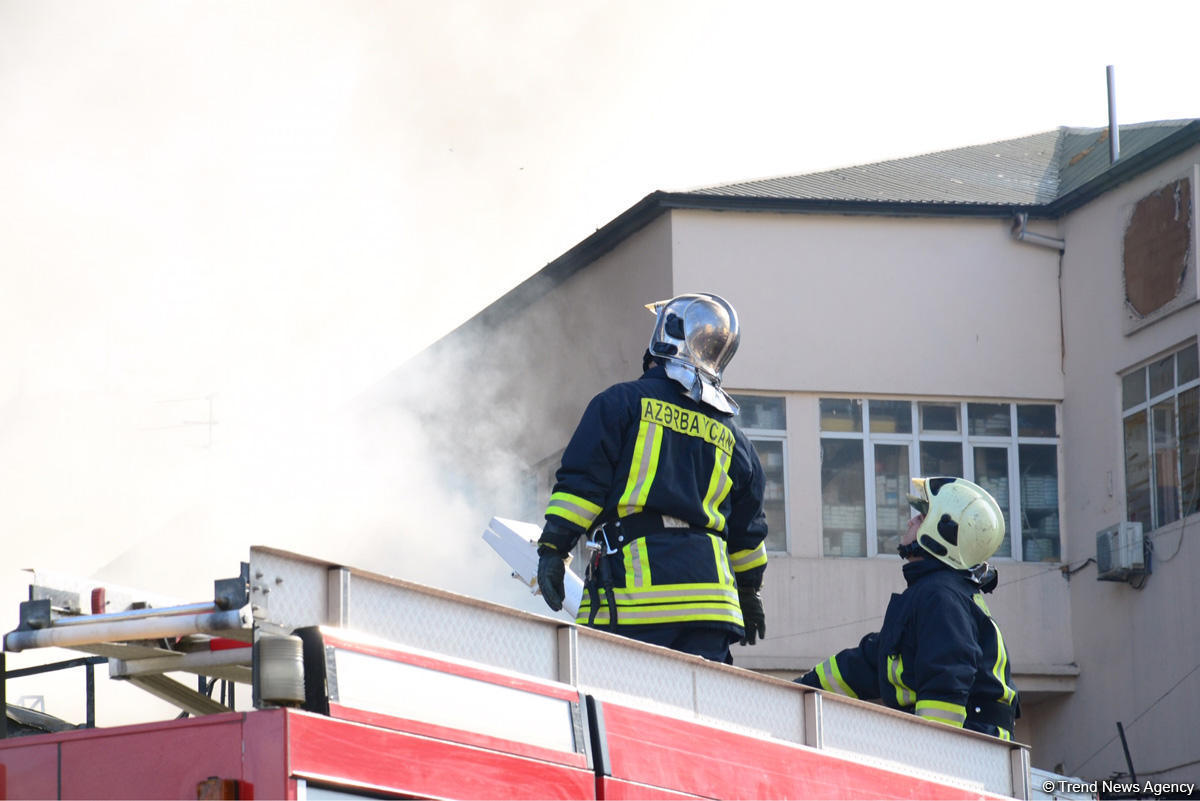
<box><xmin>919</xmin><ymin>403</ymin><xmax>960</xmax><ymax>433</ymax></box>
<box><xmin>874</xmin><ymin>444</ymin><xmax>910</xmax><ymax>557</ymax></box>
<box><xmin>1019</xmin><ymin>445</ymin><xmax>1059</xmax><ymax>561</ymax></box>
<box><xmin>1124</xmin><ymin>412</ymin><xmax>1152</xmax><ymax>529</ymax></box>
<box><xmin>1179</xmin><ymin>344</ymin><xmax>1199</xmax><ymax>386</ymax></box>
<box><xmin>753</xmin><ymin>438</ymin><xmax>787</xmax><ymax>552</ymax></box>
<box><xmin>920</xmin><ymin>441</ymin><xmax>963</xmax><ymax>477</ymax></box>
<box><xmin>974</xmin><ymin>447</ymin><xmax>1011</xmax><ymax>558</ymax></box>
<box><xmin>1181</xmin><ymin>387</ymin><xmax>1200</xmax><ymax>518</ymax></box>
<box><xmin>1122</xmin><ymin>370</ymin><xmax>1146</xmax><ymax>410</ymax></box>
<box><xmin>1152</xmin><ymin>399</ymin><xmax>1181</xmax><ymax>527</ymax></box>
<box><xmin>820</xmin><ymin>399</ymin><xmax>862</xmax><ymax>432</ymax></box>
<box><xmin>1017</xmin><ymin>405</ymin><xmax>1057</xmax><ymax>437</ymax></box>
<box><xmin>969</xmin><ymin>403</ymin><xmax>1011</xmax><ymax>436</ymax></box>
<box><xmin>821</xmin><ymin>439</ymin><xmax>865</xmax><ymax>557</ymax></box>
<box><xmin>869</xmin><ymin>400</ymin><xmax>912</xmax><ymax>434</ymax></box>
<box><xmin>733</xmin><ymin>396</ymin><xmax>786</xmax><ymax>431</ymax></box>
<box><xmin>1149</xmin><ymin>354</ymin><xmax>1174</xmax><ymax>398</ymax></box>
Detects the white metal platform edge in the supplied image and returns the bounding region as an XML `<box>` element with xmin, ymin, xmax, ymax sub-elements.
<box><xmin>249</xmin><ymin>545</ymin><xmax>1030</xmax><ymax>799</ymax></box>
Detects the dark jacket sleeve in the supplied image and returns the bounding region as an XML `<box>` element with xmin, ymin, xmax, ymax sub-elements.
<box><xmin>538</xmin><ymin>387</ymin><xmax>631</xmax><ymax>554</ymax></box>
<box><xmin>909</xmin><ymin>586</ymin><xmax>980</xmax><ymax>728</ymax></box>
<box><xmin>796</xmin><ymin>632</ymin><xmax>882</xmax><ymax>700</ymax></box>
<box><xmin>725</xmin><ymin>427</ymin><xmax>768</xmax><ymax>587</ymax></box>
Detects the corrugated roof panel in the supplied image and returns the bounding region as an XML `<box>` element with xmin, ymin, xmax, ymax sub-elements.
<box><xmin>693</xmin><ymin>131</ymin><xmax>1062</xmax><ymax>205</ymax></box>
<box><xmin>1056</xmin><ymin>120</ymin><xmax>1194</xmax><ymax>196</ymax></box>
<box><xmin>689</xmin><ymin>120</ymin><xmax>1199</xmax><ymax>208</ymax></box>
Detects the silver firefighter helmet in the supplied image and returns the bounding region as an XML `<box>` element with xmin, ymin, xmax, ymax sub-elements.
<box><xmin>644</xmin><ymin>292</ymin><xmax>740</xmax><ymax>414</ymax></box>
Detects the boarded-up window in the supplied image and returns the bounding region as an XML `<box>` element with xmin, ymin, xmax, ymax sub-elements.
<box><xmin>1123</xmin><ymin>178</ymin><xmax>1193</xmax><ymax>317</ymax></box>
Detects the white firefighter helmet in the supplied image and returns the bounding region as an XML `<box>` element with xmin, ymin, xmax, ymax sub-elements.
<box><xmin>644</xmin><ymin>293</ymin><xmax>740</xmax><ymax>414</ymax></box>
<box><xmin>905</xmin><ymin>477</ymin><xmax>1005</xmax><ymax>571</ymax></box>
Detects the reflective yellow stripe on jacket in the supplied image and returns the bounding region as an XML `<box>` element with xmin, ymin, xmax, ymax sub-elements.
<box><xmin>915</xmin><ymin>699</ymin><xmax>967</xmax><ymax>727</ymax></box>
<box><xmin>991</xmin><ymin>622</ymin><xmax>1017</xmax><ymax>705</ymax></box>
<box><xmin>729</xmin><ymin>543</ymin><xmax>767</xmax><ymax>574</ymax></box>
<box><xmin>577</xmin><ymin>534</ymin><xmax>742</xmax><ymax>628</ymax></box>
<box><xmin>545</xmin><ymin>491</ymin><xmax>602</xmax><ymax>531</ymax></box>
<box><xmin>974</xmin><ymin>594</ymin><xmax>1018</xmax><ymax>706</ymax></box>
<box><xmin>618</xmin><ymin>417</ymin><xmax>663</xmax><ymax>516</ymax></box>
<box><xmin>812</xmin><ymin>656</ymin><xmax>859</xmax><ymax>699</ymax></box>
<box><xmin>577</xmin><ymin>584</ymin><xmax>742</xmax><ymax>626</ymax></box>
<box><xmin>887</xmin><ymin>654</ymin><xmax>915</xmax><ymax>707</ymax></box>
<box><xmin>702</xmin><ymin>448</ymin><xmax>732</xmax><ymax>530</ymax></box>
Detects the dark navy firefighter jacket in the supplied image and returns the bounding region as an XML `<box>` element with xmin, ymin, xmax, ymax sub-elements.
<box><xmin>797</xmin><ymin>559</ymin><xmax>1019</xmax><ymax>740</ymax></box>
<box><xmin>538</xmin><ymin>365</ymin><xmax>768</xmax><ymax>640</ymax></box>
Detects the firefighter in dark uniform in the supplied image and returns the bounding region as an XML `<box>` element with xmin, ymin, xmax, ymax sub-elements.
<box><xmin>535</xmin><ymin>293</ymin><xmax>769</xmax><ymax>664</ymax></box>
<box><xmin>796</xmin><ymin>477</ymin><xmax>1020</xmax><ymax>740</ymax></box>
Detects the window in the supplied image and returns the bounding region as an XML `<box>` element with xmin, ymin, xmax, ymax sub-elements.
<box><xmin>820</xmin><ymin>399</ymin><xmax>1060</xmax><ymax>561</ymax></box>
<box><xmin>732</xmin><ymin>395</ymin><xmax>788</xmax><ymax>552</ymax></box>
<box><xmin>1121</xmin><ymin>342</ymin><xmax>1200</xmax><ymax>531</ymax></box>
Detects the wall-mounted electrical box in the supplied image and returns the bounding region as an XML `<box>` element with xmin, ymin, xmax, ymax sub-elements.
<box><xmin>1096</xmin><ymin>521</ymin><xmax>1148</xmax><ymax>582</ymax></box>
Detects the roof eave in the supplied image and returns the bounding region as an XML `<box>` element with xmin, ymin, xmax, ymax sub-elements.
<box><xmin>658</xmin><ymin>193</ymin><xmax>1031</xmax><ymax>218</ymax></box>
<box><xmin>454</xmin><ymin>191</ymin><xmax>672</xmax><ymax>334</ymax></box>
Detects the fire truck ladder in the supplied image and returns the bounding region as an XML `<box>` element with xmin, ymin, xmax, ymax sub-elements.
<box><xmin>3</xmin><ymin>564</ymin><xmax>253</xmax><ymax>719</ymax></box>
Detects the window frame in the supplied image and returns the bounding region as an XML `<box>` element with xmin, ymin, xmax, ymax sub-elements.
<box><xmin>732</xmin><ymin>394</ymin><xmax>790</xmax><ymax>553</ymax></box>
<box><xmin>1120</xmin><ymin>341</ymin><xmax>1200</xmax><ymax>531</ymax></box>
<box><xmin>820</xmin><ymin>398</ymin><xmax>1061</xmax><ymax>561</ymax></box>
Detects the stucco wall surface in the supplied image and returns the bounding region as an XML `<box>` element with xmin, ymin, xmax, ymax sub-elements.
<box><xmin>671</xmin><ymin>210</ymin><xmax>1065</xmax><ymax>402</ymax></box>
<box><xmin>1040</xmin><ymin>147</ymin><xmax>1200</xmax><ymax>782</ymax></box>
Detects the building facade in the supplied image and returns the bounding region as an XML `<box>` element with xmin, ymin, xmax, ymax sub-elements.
<box><xmin>404</xmin><ymin>120</ymin><xmax>1200</xmax><ymax>782</ymax></box>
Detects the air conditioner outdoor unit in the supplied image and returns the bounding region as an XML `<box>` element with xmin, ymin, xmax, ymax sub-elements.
<box><xmin>1096</xmin><ymin>521</ymin><xmax>1147</xmax><ymax>582</ymax></box>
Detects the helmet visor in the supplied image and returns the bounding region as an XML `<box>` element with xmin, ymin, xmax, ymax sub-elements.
<box><xmin>906</xmin><ymin>477</ymin><xmax>930</xmax><ymax>517</ymax></box>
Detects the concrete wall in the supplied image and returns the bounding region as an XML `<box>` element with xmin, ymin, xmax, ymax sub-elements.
<box><xmin>1035</xmin><ymin>146</ymin><xmax>1200</xmax><ymax>783</ymax></box>
<box><xmin>671</xmin><ymin>210</ymin><xmax>1064</xmax><ymax>399</ymax></box>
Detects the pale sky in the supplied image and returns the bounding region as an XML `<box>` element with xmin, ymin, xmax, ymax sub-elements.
<box><xmin>3</xmin><ymin>1</ymin><xmax>1200</xmax><ymax>618</ymax></box>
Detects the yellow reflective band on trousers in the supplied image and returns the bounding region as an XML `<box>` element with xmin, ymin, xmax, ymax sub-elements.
<box><xmin>997</xmin><ymin>727</ymin><xmax>1012</xmax><ymax>741</ymax></box>
<box><xmin>545</xmin><ymin>491</ymin><xmax>602</xmax><ymax>529</ymax></box>
<box><xmin>975</xmin><ymin>594</ymin><xmax>1018</xmax><ymax>706</ymax></box>
<box><xmin>618</xmin><ymin>420</ymin><xmax>663</xmax><ymax>516</ymax></box>
<box><xmin>729</xmin><ymin>543</ymin><xmax>767</xmax><ymax>573</ymax></box>
<box><xmin>915</xmin><ymin>699</ymin><xmax>967</xmax><ymax>727</ymax></box>
<box><xmin>887</xmin><ymin>655</ymin><xmax>915</xmax><ymax>707</ymax></box>
<box><xmin>813</xmin><ymin>657</ymin><xmax>859</xmax><ymax>698</ymax></box>
<box><xmin>702</xmin><ymin>448</ymin><xmax>733</xmax><ymax>530</ymax></box>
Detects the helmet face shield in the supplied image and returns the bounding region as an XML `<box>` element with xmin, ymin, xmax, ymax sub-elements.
<box><xmin>906</xmin><ymin>478</ymin><xmax>930</xmax><ymax>517</ymax></box>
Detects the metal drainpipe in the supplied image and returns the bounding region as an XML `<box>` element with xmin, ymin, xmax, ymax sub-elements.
<box><xmin>1010</xmin><ymin>213</ymin><xmax>1067</xmax><ymax>374</ymax></box>
<box><xmin>1010</xmin><ymin>213</ymin><xmax>1065</xmax><ymax>251</ymax></box>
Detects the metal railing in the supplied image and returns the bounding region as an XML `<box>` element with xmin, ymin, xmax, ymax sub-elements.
<box><xmin>1</xmin><ymin>653</ymin><xmax>107</xmax><ymax>738</ymax></box>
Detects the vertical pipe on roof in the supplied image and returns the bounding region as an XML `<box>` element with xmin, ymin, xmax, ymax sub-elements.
<box><xmin>1107</xmin><ymin>65</ymin><xmax>1120</xmax><ymax>163</ymax></box>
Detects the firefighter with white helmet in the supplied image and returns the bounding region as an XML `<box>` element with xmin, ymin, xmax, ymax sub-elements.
<box><xmin>796</xmin><ymin>477</ymin><xmax>1020</xmax><ymax>740</ymax></box>
<box><xmin>536</xmin><ymin>292</ymin><xmax>768</xmax><ymax>664</ymax></box>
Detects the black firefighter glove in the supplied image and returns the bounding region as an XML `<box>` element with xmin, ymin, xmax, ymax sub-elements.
<box><xmin>537</xmin><ymin>550</ymin><xmax>567</xmax><ymax>612</ymax></box>
<box><xmin>738</xmin><ymin>585</ymin><xmax>766</xmax><ymax>646</ymax></box>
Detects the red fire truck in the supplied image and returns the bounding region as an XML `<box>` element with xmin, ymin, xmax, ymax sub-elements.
<box><xmin>2</xmin><ymin>546</ymin><xmax>1032</xmax><ymax>799</ymax></box>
